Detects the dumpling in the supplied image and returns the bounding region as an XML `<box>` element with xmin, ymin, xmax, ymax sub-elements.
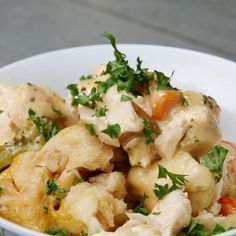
<box><xmin>38</xmin><ymin>123</ymin><xmax>114</xmax><ymax>173</ymax></box>
<box><xmin>54</xmin><ymin>182</ymin><xmax>126</xmax><ymax>234</ymax></box>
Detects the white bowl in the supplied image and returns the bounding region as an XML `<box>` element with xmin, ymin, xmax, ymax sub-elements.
<box><xmin>0</xmin><ymin>45</ymin><xmax>235</xmax><ymax>236</ymax></box>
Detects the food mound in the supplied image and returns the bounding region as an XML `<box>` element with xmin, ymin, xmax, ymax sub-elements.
<box><xmin>0</xmin><ymin>33</ymin><xmax>235</xmax><ymax>236</ymax></box>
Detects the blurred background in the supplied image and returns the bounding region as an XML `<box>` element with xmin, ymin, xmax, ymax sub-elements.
<box><xmin>0</xmin><ymin>0</ymin><xmax>235</xmax><ymax>67</ymax></box>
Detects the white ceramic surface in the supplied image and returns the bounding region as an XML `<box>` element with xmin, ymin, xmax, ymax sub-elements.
<box><xmin>0</xmin><ymin>45</ymin><xmax>235</xmax><ymax>236</ymax></box>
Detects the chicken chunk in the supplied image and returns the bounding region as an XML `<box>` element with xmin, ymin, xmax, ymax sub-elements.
<box><xmin>155</xmin><ymin>106</ymin><xmax>221</xmax><ymax>159</ymax></box>
<box><xmin>77</xmin><ymin>76</ymin><xmax>143</xmax><ymax>147</ymax></box>
<box><xmin>0</xmin><ymin>83</ymin><xmax>77</xmax><ymax>170</ymax></box>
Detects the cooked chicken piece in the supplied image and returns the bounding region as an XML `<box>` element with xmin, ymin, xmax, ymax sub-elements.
<box><xmin>122</xmin><ymin>135</ymin><xmax>159</xmax><ymax>167</ymax></box>
<box><xmin>39</xmin><ymin>123</ymin><xmax>114</xmax><ymax>173</ymax></box>
<box><xmin>93</xmin><ymin>190</ymin><xmax>191</xmax><ymax>236</ymax></box>
<box><xmin>54</xmin><ymin>182</ymin><xmax>126</xmax><ymax>234</ymax></box>
<box><xmin>194</xmin><ymin>211</ymin><xmax>236</xmax><ymax>232</ymax></box>
<box><xmin>128</xmin><ymin>152</ymin><xmax>216</xmax><ymax>215</ymax></box>
<box><xmin>0</xmin><ymin>83</ymin><xmax>77</xmax><ymax>170</ymax></box>
<box><xmin>0</xmin><ymin>83</ymin><xmax>76</xmax><ymax>135</ymax></box>
<box><xmin>155</xmin><ymin>106</ymin><xmax>221</xmax><ymax>159</ymax></box>
<box><xmin>89</xmin><ymin>172</ymin><xmax>127</xmax><ymax>199</ymax></box>
<box><xmin>147</xmin><ymin>190</ymin><xmax>192</xmax><ymax>235</ymax></box>
<box><xmin>183</xmin><ymin>91</ymin><xmax>220</xmax><ymax>118</ymax></box>
<box><xmin>78</xmin><ymin>85</ymin><xmax>143</xmax><ymax>147</ymax></box>
<box><xmin>0</xmin><ymin>151</ymin><xmax>51</xmax><ymax>232</ymax></box>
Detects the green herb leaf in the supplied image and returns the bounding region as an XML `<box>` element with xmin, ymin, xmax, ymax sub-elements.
<box><xmin>182</xmin><ymin>220</ymin><xmax>233</xmax><ymax>236</ymax></box>
<box><xmin>133</xmin><ymin>193</ymin><xmax>149</xmax><ymax>216</ymax></box>
<box><xmin>52</xmin><ymin>107</ymin><xmax>63</xmax><ymax>117</ymax></box>
<box><xmin>182</xmin><ymin>220</ymin><xmax>205</xmax><ymax>235</ymax></box>
<box><xmin>200</xmin><ymin>146</ymin><xmax>228</xmax><ymax>182</ymax></box>
<box><xmin>73</xmin><ymin>176</ymin><xmax>84</xmax><ymax>186</ymax></box>
<box><xmin>152</xmin><ymin>211</ymin><xmax>161</xmax><ymax>216</ymax></box>
<box><xmin>143</xmin><ymin>119</ymin><xmax>159</xmax><ymax>144</ymax></box>
<box><xmin>193</xmin><ymin>136</ymin><xmax>200</xmax><ymax>143</ymax></box>
<box><xmin>153</xmin><ymin>165</ymin><xmax>187</xmax><ymax>199</ymax></box>
<box><xmin>153</xmin><ymin>70</ymin><xmax>176</xmax><ymax>91</ymax></box>
<box><xmin>94</xmin><ymin>106</ymin><xmax>108</xmax><ymax>117</ymax></box>
<box><xmin>120</xmin><ymin>94</ymin><xmax>132</xmax><ymax>101</ymax></box>
<box><xmin>47</xmin><ymin>227</ymin><xmax>67</xmax><ymax>236</ymax></box>
<box><xmin>80</xmin><ymin>231</ymin><xmax>89</xmax><ymax>236</ymax></box>
<box><xmin>0</xmin><ymin>110</ymin><xmax>3</xmax><ymax>114</ymax></box>
<box><xmin>46</xmin><ymin>179</ymin><xmax>66</xmax><ymax>195</ymax></box>
<box><xmin>80</xmin><ymin>75</ymin><xmax>93</xmax><ymax>81</ymax></box>
<box><xmin>0</xmin><ymin>186</ymin><xmax>3</xmax><ymax>193</ymax></box>
<box><xmin>102</xmin><ymin>123</ymin><xmax>121</xmax><ymax>139</ymax></box>
<box><xmin>66</xmin><ymin>83</ymin><xmax>79</xmax><ymax>106</ymax></box>
<box><xmin>43</xmin><ymin>206</ymin><xmax>49</xmax><ymax>214</ymax></box>
<box><xmin>85</xmin><ymin>123</ymin><xmax>95</xmax><ymax>136</ymax></box>
<box><xmin>181</xmin><ymin>94</ymin><xmax>189</xmax><ymax>107</ymax></box>
<box><xmin>28</xmin><ymin>108</ymin><xmax>60</xmax><ymax>141</ymax></box>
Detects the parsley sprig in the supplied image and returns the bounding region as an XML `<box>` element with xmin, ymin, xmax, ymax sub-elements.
<box><xmin>67</xmin><ymin>32</ymin><xmax>176</xmax><ymax>111</ymax></box>
<box><xmin>133</xmin><ymin>193</ymin><xmax>149</xmax><ymax>215</ymax></box>
<box><xmin>102</xmin><ymin>123</ymin><xmax>121</xmax><ymax>139</ymax></box>
<box><xmin>153</xmin><ymin>165</ymin><xmax>187</xmax><ymax>199</ymax></box>
<box><xmin>28</xmin><ymin>108</ymin><xmax>60</xmax><ymax>141</ymax></box>
<box><xmin>46</xmin><ymin>179</ymin><xmax>66</xmax><ymax>195</ymax></box>
<box><xmin>200</xmin><ymin>145</ymin><xmax>228</xmax><ymax>182</ymax></box>
<box><xmin>143</xmin><ymin>119</ymin><xmax>159</xmax><ymax>144</ymax></box>
<box><xmin>85</xmin><ymin>123</ymin><xmax>95</xmax><ymax>135</ymax></box>
<box><xmin>47</xmin><ymin>227</ymin><xmax>67</xmax><ymax>236</ymax></box>
<box><xmin>182</xmin><ymin>220</ymin><xmax>234</xmax><ymax>236</ymax></box>
<box><xmin>94</xmin><ymin>105</ymin><xmax>108</xmax><ymax>117</ymax></box>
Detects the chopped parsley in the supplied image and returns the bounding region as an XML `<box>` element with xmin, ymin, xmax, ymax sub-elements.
<box><xmin>47</xmin><ymin>227</ymin><xmax>67</xmax><ymax>236</ymax></box>
<box><xmin>28</xmin><ymin>108</ymin><xmax>60</xmax><ymax>141</ymax></box>
<box><xmin>94</xmin><ymin>106</ymin><xmax>108</xmax><ymax>117</ymax></box>
<box><xmin>85</xmin><ymin>123</ymin><xmax>95</xmax><ymax>136</ymax></box>
<box><xmin>200</xmin><ymin>145</ymin><xmax>228</xmax><ymax>182</ymax></box>
<box><xmin>43</xmin><ymin>206</ymin><xmax>49</xmax><ymax>214</ymax></box>
<box><xmin>80</xmin><ymin>74</ymin><xmax>93</xmax><ymax>81</ymax></box>
<box><xmin>153</xmin><ymin>165</ymin><xmax>187</xmax><ymax>199</ymax></box>
<box><xmin>153</xmin><ymin>70</ymin><xmax>176</xmax><ymax>91</ymax></box>
<box><xmin>52</xmin><ymin>107</ymin><xmax>63</xmax><ymax>117</ymax></box>
<box><xmin>74</xmin><ymin>87</ymin><xmax>103</xmax><ymax>109</ymax></box>
<box><xmin>0</xmin><ymin>110</ymin><xmax>3</xmax><ymax>114</ymax></box>
<box><xmin>46</xmin><ymin>179</ymin><xmax>66</xmax><ymax>195</ymax></box>
<box><xmin>80</xmin><ymin>232</ymin><xmax>89</xmax><ymax>236</ymax></box>
<box><xmin>193</xmin><ymin>136</ymin><xmax>200</xmax><ymax>143</ymax></box>
<box><xmin>66</xmin><ymin>83</ymin><xmax>79</xmax><ymax>105</ymax></box>
<box><xmin>152</xmin><ymin>211</ymin><xmax>161</xmax><ymax>216</ymax></box>
<box><xmin>143</xmin><ymin>119</ymin><xmax>159</xmax><ymax>145</ymax></box>
<box><xmin>0</xmin><ymin>186</ymin><xmax>3</xmax><ymax>193</ymax></box>
<box><xmin>120</xmin><ymin>94</ymin><xmax>132</xmax><ymax>101</ymax></box>
<box><xmin>73</xmin><ymin>176</ymin><xmax>84</xmax><ymax>186</ymax></box>
<box><xmin>181</xmin><ymin>94</ymin><xmax>189</xmax><ymax>107</ymax></box>
<box><xmin>182</xmin><ymin>220</ymin><xmax>234</xmax><ymax>236</ymax></box>
<box><xmin>102</xmin><ymin>123</ymin><xmax>121</xmax><ymax>139</ymax></box>
<box><xmin>101</xmin><ymin>32</ymin><xmax>175</xmax><ymax>96</ymax></box>
<box><xmin>67</xmin><ymin>32</ymin><xmax>176</xmax><ymax>110</ymax></box>
<box><xmin>133</xmin><ymin>193</ymin><xmax>149</xmax><ymax>216</ymax></box>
